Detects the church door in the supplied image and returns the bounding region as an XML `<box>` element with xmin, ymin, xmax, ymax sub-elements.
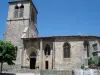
<box><xmin>30</xmin><ymin>52</ymin><xmax>36</xmax><ymax>69</ymax></box>
<box><xmin>30</xmin><ymin>58</ymin><xmax>36</xmax><ymax>69</ymax></box>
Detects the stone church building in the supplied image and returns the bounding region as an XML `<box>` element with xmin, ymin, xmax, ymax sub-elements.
<box><xmin>4</xmin><ymin>0</ymin><xmax>100</xmax><ymax>70</ymax></box>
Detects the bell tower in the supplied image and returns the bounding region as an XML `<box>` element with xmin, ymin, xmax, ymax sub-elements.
<box><xmin>5</xmin><ymin>0</ymin><xmax>38</xmax><ymax>69</ymax></box>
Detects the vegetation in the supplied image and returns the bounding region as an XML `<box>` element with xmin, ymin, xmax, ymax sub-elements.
<box><xmin>0</xmin><ymin>40</ymin><xmax>17</xmax><ymax>72</ymax></box>
<box><xmin>97</xmin><ymin>57</ymin><xmax>100</xmax><ymax>67</ymax></box>
<box><xmin>88</xmin><ymin>57</ymin><xmax>95</xmax><ymax>67</ymax></box>
<box><xmin>88</xmin><ymin>57</ymin><xmax>100</xmax><ymax>67</ymax></box>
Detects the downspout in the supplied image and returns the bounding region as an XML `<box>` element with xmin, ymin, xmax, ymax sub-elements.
<box><xmin>52</xmin><ymin>43</ymin><xmax>53</xmax><ymax>69</ymax></box>
<box><xmin>53</xmin><ymin>37</ymin><xmax>55</xmax><ymax>69</ymax></box>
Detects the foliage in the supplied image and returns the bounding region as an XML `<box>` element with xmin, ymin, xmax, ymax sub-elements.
<box><xmin>88</xmin><ymin>57</ymin><xmax>95</xmax><ymax>67</ymax></box>
<box><xmin>97</xmin><ymin>57</ymin><xmax>100</xmax><ymax>67</ymax></box>
<box><xmin>0</xmin><ymin>40</ymin><xmax>17</xmax><ymax>72</ymax></box>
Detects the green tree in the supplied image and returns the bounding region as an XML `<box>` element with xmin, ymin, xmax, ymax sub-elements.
<box><xmin>0</xmin><ymin>40</ymin><xmax>17</xmax><ymax>72</ymax></box>
<box><xmin>88</xmin><ymin>57</ymin><xmax>95</xmax><ymax>67</ymax></box>
<box><xmin>98</xmin><ymin>57</ymin><xmax>100</xmax><ymax>67</ymax></box>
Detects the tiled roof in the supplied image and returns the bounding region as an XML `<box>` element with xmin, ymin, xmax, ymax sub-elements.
<box><xmin>22</xmin><ymin>35</ymin><xmax>100</xmax><ymax>40</ymax></box>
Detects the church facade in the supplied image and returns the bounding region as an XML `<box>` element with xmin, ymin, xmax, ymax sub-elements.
<box><xmin>4</xmin><ymin>0</ymin><xmax>100</xmax><ymax>70</ymax></box>
<box><xmin>22</xmin><ymin>36</ymin><xmax>100</xmax><ymax>70</ymax></box>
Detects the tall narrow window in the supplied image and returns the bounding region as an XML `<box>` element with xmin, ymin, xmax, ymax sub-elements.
<box><xmin>63</xmin><ymin>42</ymin><xmax>70</xmax><ymax>58</ymax></box>
<box><xmin>31</xmin><ymin>11</ymin><xmax>35</xmax><ymax>23</ymax></box>
<box><xmin>93</xmin><ymin>44</ymin><xmax>98</xmax><ymax>51</ymax></box>
<box><xmin>44</xmin><ymin>44</ymin><xmax>51</xmax><ymax>55</ymax></box>
<box><xmin>84</xmin><ymin>40</ymin><xmax>89</xmax><ymax>57</ymax></box>
<box><xmin>92</xmin><ymin>44</ymin><xmax>98</xmax><ymax>56</ymax></box>
<box><xmin>14</xmin><ymin>5</ymin><xmax>19</xmax><ymax>18</ymax></box>
<box><xmin>19</xmin><ymin>5</ymin><xmax>24</xmax><ymax>17</ymax></box>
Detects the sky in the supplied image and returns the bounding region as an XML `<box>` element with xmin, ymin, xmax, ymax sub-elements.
<box><xmin>0</xmin><ymin>0</ymin><xmax>100</xmax><ymax>39</ymax></box>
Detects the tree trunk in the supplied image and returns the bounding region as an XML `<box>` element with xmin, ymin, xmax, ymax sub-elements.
<box><xmin>0</xmin><ymin>62</ymin><xmax>3</xmax><ymax>73</ymax></box>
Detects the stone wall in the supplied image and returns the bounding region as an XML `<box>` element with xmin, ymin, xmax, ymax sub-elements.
<box><xmin>5</xmin><ymin>1</ymin><xmax>31</xmax><ymax>66</ymax></box>
<box><xmin>22</xmin><ymin>40</ymin><xmax>40</xmax><ymax>68</ymax></box>
<box><xmin>5</xmin><ymin>0</ymin><xmax>38</xmax><ymax>70</ymax></box>
<box><xmin>42</xmin><ymin>39</ymin><xmax>53</xmax><ymax>69</ymax></box>
<box><xmin>7</xmin><ymin>2</ymin><xmax>30</xmax><ymax>20</ymax></box>
<box><xmin>22</xmin><ymin>37</ymin><xmax>100</xmax><ymax>70</ymax></box>
<box><xmin>54</xmin><ymin>37</ymin><xmax>85</xmax><ymax>70</ymax></box>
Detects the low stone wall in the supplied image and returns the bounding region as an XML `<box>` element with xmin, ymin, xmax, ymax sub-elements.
<box><xmin>2</xmin><ymin>69</ymin><xmax>100</xmax><ymax>75</ymax></box>
<box><xmin>4</xmin><ymin>69</ymin><xmax>40</xmax><ymax>73</ymax></box>
<box><xmin>3</xmin><ymin>69</ymin><xmax>72</xmax><ymax>75</ymax></box>
<box><xmin>0</xmin><ymin>73</ymin><xmax>38</xmax><ymax>75</ymax></box>
<box><xmin>16</xmin><ymin>73</ymin><xmax>40</xmax><ymax>75</ymax></box>
<box><xmin>41</xmin><ymin>70</ymin><xmax>72</xmax><ymax>75</ymax></box>
<box><xmin>1</xmin><ymin>64</ymin><xmax>21</xmax><ymax>72</ymax></box>
<box><xmin>0</xmin><ymin>73</ymin><xmax>15</xmax><ymax>75</ymax></box>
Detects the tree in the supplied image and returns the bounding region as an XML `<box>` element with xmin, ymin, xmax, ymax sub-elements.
<box><xmin>0</xmin><ymin>40</ymin><xmax>17</xmax><ymax>72</ymax></box>
<box><xmin>98</xmin><ymin>57</ymin><xmax>100</xmax><ymax>67</ymax></box>
<box><xmin>88</xmin><ymin>57</ymin><xmax>95</xmax><ymax>67</ymax></box>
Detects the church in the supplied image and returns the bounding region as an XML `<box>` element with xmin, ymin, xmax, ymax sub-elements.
<box><xmin>4</xmin><ymin>0</ymin><xmax>100</xmax><ymax>71</ymax></box>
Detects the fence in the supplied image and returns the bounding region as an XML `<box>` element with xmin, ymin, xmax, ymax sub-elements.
<box><xmin>97</xmin><ymin>69</ymin><xmax>100</xmax><ymax>75</ymax></box>
<box><xmin>74</xmin><ymin>69</ymin><xmax>100</xmax><ymax>75</ymax></box>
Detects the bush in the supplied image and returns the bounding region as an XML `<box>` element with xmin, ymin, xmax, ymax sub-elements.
<box><xmin>88</xmin><ymin>57</ymin><xmax>95</xmax><ymax>67</ymax></box>
<box><xmin>97</xmin><ymin>57</ymin><xmax>100</xmax><ymax>67</ymax></box>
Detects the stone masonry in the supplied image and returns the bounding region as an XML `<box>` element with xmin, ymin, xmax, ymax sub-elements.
<box><xmin>22</xmin><ymin>36</ymin><xmax>100</xmax><ymax>70</ymax></box>
<box><xmin>3</xmin><ymin>0</ymin><xmax>100</xmax><ymax>72</ymax></box>
<box><xmin>4</xmin><ymin>0</ymin><xmax>38</xmax><ymax>70</ymax></box>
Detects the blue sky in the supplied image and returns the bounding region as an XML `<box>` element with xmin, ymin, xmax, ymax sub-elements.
<box><xmin>0</xmin><ymin>0</ymin><xmax>100</xmax><ymax>39</ymax></box>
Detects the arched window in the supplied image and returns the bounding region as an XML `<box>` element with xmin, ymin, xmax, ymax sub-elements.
<box><xmin>84</xmin><ymin>40</ymin><xmax>89</xmax><ymax>57</ymax></box>
<box><xmin>14</xmin><ymin>5</ymin><xmax>19</xmax><ymax>18</ymax></box>
<box><xmin>19</xmin><ymin>5</ymin><xmax>24</xmax><ymax>17</ymax></box>
<box><xmin>63</xmin><ymin>42</ymin><xmax>70</xmax><ymax>58</ymax></box>
<box><xmin>44</xmin><ymin>44</ymin><xmax>51</xmax><ymax>55</ymax></box>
